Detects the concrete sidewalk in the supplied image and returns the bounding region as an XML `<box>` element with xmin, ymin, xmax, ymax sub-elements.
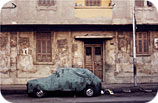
<box><xmin>1</xmin><ymin>83</ymin><xmax>158</xmax><ymax>95</ymax></box>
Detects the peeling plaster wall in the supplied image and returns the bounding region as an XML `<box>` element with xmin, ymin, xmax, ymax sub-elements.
<box><xmin>0</xmin><ymin>31</ymin><xmax>74</xmax><ymax>84</ymax></box>
<box><xmin>72</xmin><ymin>32</ymin><xmax>84</xmax><ymax>68</ymax></box>
<box><xmin>1</xmin><ymin>31</ymin><xmax>158</xmax><ymax>84</ymax></box>
<box><xmin>52</xmin><ymin>32</ymin><xmax>72</xmax><ymax>69</ymax></box>
<box><xmin>113</xmin><ymin>31</ymin><xmax>158</xmax><ymax>83</ymax></box>
<box><xmin>0</xmin><ymin>32</ymin><xmax>10</xmax><ymax>79</ymax></box>
<box><xmin>105</xmin><ymin>36</ymin><xmax>117</xmax><ymax>83</ymax></box>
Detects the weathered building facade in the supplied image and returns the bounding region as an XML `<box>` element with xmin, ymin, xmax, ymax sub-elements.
<box><xmin>0</xmin><ymin>0</ymin><xmax>158</xmax><ymax>84</ymax></box>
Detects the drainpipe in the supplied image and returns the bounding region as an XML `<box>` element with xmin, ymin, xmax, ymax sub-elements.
<box><xmin>132</xmin><ymin>0</ymin><xmax>137</xmax><ymax>86</ymax></box>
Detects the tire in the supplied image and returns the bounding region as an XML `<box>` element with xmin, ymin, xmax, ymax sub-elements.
<box><xmin>34</xmin><ymin>89</ymin><xmax>46</xmax><ymax>98</ymax></box>
<box><xmin>84</xmin><ymin>86</ymin><xmax>95</xmax><ymax>97</ymax></box>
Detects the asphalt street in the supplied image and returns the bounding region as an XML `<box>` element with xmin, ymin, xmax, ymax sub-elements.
<box><xmin>1</xmin><ymin>92</ymin><xmax>157</xmax><ymax>103</ymax></box>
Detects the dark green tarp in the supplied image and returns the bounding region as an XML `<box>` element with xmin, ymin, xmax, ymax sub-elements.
<box><xmin>27</xmin><ymin>68</ymin><xmax>101</xmax><ymax>93</ymax></box>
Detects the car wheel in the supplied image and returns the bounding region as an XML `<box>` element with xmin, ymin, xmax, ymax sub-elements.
<box><xmin>84</xmin><ymin>86</ymin><xmax>95</xmax><ymax>97</ymax></box>
<box><xmin>34</xmin><ymin>89</ymin><xmax>45</xmax><ymax>98</ymax></box>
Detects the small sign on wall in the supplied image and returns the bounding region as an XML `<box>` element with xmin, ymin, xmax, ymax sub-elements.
<box><xmin>154</xmin><ymin>38</ymin><xmax>158</xmax><ymax>49</ymax></box>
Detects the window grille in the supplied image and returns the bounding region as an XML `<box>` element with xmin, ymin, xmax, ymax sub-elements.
<box><xmin>85</xmin><ymin>0</ymin><xmax>101</xmax><ymax>6</ymax></box>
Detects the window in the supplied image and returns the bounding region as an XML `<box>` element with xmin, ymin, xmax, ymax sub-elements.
<box><xmin>38</xmin><ymin>0</ymin><xmax>55</xmax><ymax>6</ymax></box>
<box><xmin>75</xmin><ymin>0</ymin><xmax>111</xmax><ymax>7</ymax></box>
<box><xmin>85</xmin><ymin>0</ymin><xmax>101</xmax><ymax>6</ymax></box>
<box><xmin>86</xmin><ymin>47</ymin><xmax>92</xmax><ymax>55</ymax></box>
<box><xmin>36</xmin><ymin>32</ymin><xmax>52</xmax><ymax>62</ymax></box>
<box><xmin>135</xmin><ymin>0</ymin><xmax>144</xmax><ymax>7</ymax></box>
<box><xmin>95</xmin><ymin>47</ymin><xmax>101</xmax><ymax>55</ymax></box>
<box><xmin>135</xmin><ymin>32</ymin><xmax>149</xmax><ymax>54</ymax></box>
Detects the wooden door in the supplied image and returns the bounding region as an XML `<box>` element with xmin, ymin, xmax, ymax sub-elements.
<box><xmin>84</xmin><ymin>44</ymin><xmax>103</xmax><ymax>80</ymax></box>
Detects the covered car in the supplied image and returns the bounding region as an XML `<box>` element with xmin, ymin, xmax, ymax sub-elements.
<box><xmin>26</xmin><ymin>68</ymin><xmax>101</xmax><ymax>97</ymax></box>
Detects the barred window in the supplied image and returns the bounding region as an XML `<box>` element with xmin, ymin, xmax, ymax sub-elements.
<box><xmin>85</xmin><ymin>0</ymin><xmax>101</xmax><ymax>6</ymax></box>
<box><xmin>135</xmin><ymin>32</ymin><xmax>149</xmax><ymax>54</ymax></box>
<box><xmin>36</xmin><ymin>32</ymin><xmax>52</xmax><ymax>62</ymax></box>
<box><xmin>38</xmin><ymin>0</ymin><xmax>55</xmax><ymax>6</ymax></box>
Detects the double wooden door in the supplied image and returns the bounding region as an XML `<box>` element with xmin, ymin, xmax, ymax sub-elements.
<box><xmin>84</xmin><ymin>44</ymin><xmax>103</xmax><ymax>80</ymax></box>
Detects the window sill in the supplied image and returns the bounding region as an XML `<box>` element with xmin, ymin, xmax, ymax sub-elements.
<box><xmin>34</xmin><ymin>62</ymin><xmax>54</xmax><ymax>65</ymax></box>
<box><xmin>135</xmin><ymin>7</ymin><xmax>154</xmax><ymax>11</ymax></box>
<box><xmin>75</xmin><ymin>6</ymin><xmax>112</xmax><ymax>9</ymax></box>
<box><xmin>36</xmin><ymin>6</ymin><xmax>57</xmax><ymax>11</ymax></box>
<box><xmin>130</xmin><ymin>54</ymin><xmax>151</xmax><ymax>57</ymax></box>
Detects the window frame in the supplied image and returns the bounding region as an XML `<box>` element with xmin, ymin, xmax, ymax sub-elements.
<box><xmin>135</xmin><ymin>32</ymin><xmax>149</xmax><ymax>54</ymax></box>
<box><xmin>36</xmin><ymin>31</ymin><xmax>52</xmax><ymax>64</ymax></box>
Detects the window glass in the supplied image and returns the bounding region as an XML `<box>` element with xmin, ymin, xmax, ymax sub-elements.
<box><xmin>86</xmin><ymin>47</ymin><xmax>92</xmax><ymax>56</ymax></box>
<box><xmin>95</xmin><ymin>47</ymin><xmax>101</xmax><ymax>55</ymax></box>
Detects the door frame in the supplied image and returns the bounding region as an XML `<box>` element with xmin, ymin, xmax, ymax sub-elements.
<box><xmin>102</xmin><ymin>41</ymin><xmax>106</xmax><ymax>82</ymax></box>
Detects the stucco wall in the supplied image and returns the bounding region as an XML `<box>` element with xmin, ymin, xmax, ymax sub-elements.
<box><xmin>135</xmin><ymin>2</ymin><xmax>158</xmax><ymax>24</ymax></box>
<box><xmin>0</xmin><ymin>31</ymin><xmax>73</xmax><ymax>84</ymax></box>
<box><xmin>1</xmin><ymin>0</ymin><xmax>158</xmax><ymax>25</ymax></box>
